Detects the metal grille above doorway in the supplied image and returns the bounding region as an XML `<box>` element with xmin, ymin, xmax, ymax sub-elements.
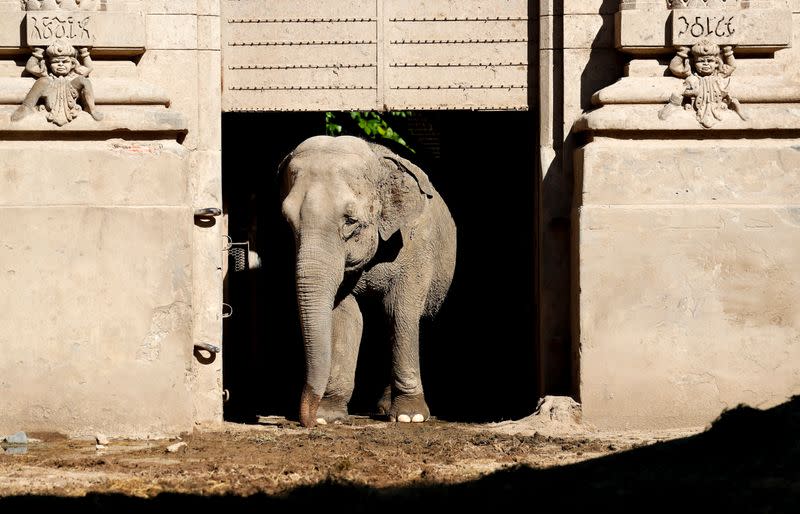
<box><xmin>221</xmin><ymin>0</ymin><xmax>529</xmax><ymax>112</ymax></box>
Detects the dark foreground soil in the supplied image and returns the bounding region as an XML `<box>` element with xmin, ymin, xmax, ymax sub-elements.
<box><xmin>1</xmin><ymin>397</ymin><xmax>798</xmax><ymax>513</ymax></box>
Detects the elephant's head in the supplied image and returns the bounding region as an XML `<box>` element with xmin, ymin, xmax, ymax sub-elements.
<box><xmin>279</xmin><ymin>135</ymin><xmax>434</xmax><ymax>427</ymax></box>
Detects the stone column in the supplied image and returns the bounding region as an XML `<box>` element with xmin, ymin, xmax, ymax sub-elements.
<box><xmin>573</xmin><ymin>0</ymin><xmax>800</xmax><ymax>428</ymax></box>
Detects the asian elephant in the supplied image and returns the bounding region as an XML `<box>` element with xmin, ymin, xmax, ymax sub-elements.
<box><xmin>279</xmin><ymin>135</ymin><xmax>456</xmax><ymax>428</ymax></box>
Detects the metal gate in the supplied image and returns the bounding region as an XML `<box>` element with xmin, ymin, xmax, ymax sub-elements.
<box><xmin>222</xmin><ymin>0</ymin><xmax>529</xmax><ymax>112</ymax></box>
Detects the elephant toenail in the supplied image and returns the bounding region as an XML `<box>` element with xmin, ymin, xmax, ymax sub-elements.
<box><xmin>398</xmin><ymin>414</ymin><xmax>411</xmax><ymax>423</ymax></box>
<box><xmin>412</xmin><ymin>414</ymin><xmax>424</xmax><ymax>423</ymax></box>
<box><xmin>316</xmin><ymin>418</ymin><xmax>327</xmax><ymax>425</ymax></box>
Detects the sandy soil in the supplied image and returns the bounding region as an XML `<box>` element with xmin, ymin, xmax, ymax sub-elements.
<box><xmin>1</xmin><ymin>397</ymin><xmax>798</xmax><ymax>512</ymax></box>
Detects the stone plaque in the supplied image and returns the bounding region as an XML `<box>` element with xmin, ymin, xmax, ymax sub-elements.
<box><xmin>26</xmin><ymin>12</ymin><xmax>95</xmax><ymax>47</ymax></box>
<box><xmin>671</xmin><ymin>10</ymin><xmax>738</xmax><ymax>46</ymax></box>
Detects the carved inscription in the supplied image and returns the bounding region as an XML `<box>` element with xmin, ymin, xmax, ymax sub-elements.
<box><xmin>26</xmin><ymin>12</ymin><xmax>93</xmax><ymax>47</ymax></box>
<box><xmin>672</xmin><ymin>10</ymin><xmax>740</xmax><ymax>46</ymax></box>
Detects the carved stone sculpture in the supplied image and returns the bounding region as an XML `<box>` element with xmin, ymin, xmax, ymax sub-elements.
<box><xmin>24</xmin><ymin>0</ymin><xmax>99</xmax><ymax>10</ymax></box>
<box><xmin>12</xmin><ymin>39</ymin><xmax>102</xmax><ymax>126</ymax></box>
<box><xmin>667</xmin><ymin>0</ymin><xmax>740</xmax><ymax>8</ymax></box>
<box><xmin>659</xmin><ymin>40</ymin><xmax>746</xmax><ymax>128</ymax></box>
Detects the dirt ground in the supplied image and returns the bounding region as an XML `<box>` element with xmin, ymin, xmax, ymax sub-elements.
<box><xmin>1</xmin><ymin>396</ymin><xmax>798</xmax><ymax>512</ymax></box>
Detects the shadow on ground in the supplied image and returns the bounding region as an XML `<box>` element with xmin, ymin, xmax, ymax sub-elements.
<box><xmin>2</xmin><ymin>397</ymin><xmax>798</xmax><ymax>512</ymax></box>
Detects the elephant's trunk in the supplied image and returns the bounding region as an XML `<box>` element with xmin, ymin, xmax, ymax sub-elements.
<box><xmin>295</xmin><ymin>236</ymin><xmax>344</xmax><ymax>427</ymax></box>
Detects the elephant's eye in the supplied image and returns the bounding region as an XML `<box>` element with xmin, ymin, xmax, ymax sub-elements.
<box><xmin>342</xmin><ymin>216</ymin><xmax>362</xmax><ymax>240</ymax></box>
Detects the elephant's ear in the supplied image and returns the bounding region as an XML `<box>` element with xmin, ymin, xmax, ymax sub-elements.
<box><xmin>376</xmin><ymin>150</ymin><xmax>435</xmax><ymax>242</ymax></box>
<box><xmin>277</xmin><ymin>151</ymin><xmax>294</xmax><ymax>197</ymax></box>
<box><xmin>277</xmin><ymin>151</ymin><xmax>293</xmax><ymax>178</ymax></box>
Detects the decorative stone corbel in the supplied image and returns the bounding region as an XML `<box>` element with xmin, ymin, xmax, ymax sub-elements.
<box><xmin>659</xmin><ymin>40</ymin><xmax>746</xmax><ymax>128</ymax></box>
<box><xmin>12</xmin><ymin>40</ymin><xmax>102</xmax><ymax>126</ymax></box>
<box><xmin>24</xmin><ymin>0</ymin><xmax>99</xmax><ymax>11</ymax></box>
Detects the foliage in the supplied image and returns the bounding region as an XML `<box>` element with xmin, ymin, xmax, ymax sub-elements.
<box><xmin>325</xmin><ymin>111</ymin><xmax>415</xmax><ymax>154</ymax></box>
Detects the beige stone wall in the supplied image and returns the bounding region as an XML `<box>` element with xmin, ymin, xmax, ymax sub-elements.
<box><xmin>0</xmin><ymin>142</ymin><xmax>195</xmax><ymax>438</ymax></box>
<box><xmin>576</xmin><ymin>139</ymin><xmax>800</xmax><ymax>429</ymax></box>
<box><xmin>539</xmin><ymin>0</ymin><xmax>625</xmax><ymax>396</ymax></box>
<box><xmin>0</xmin><ymin>1</ymin><xmax>223</xmax><ymax>437</ymax></box>
<box><xmin>570</xmin><ymin>1</ymin><xmax>800</xmax><ymax>428</ymax></box>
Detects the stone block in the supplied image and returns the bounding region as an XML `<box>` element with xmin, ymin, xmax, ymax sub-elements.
<box><xmin>575</xmin><ymin>138</ymin><xmax>800</xmax><ymax>429</ymax></box>
<box><xmin>617</xmin><ymin>7</ymin><xmax>793</xmax><ymax>53</ymax></box>
<box><xmin>0</xmin><ymin>140</ymin><xmax>189</xmax><ymax>206</ymax></box>
<box><xmin>137</xmin><ymin>50</ymin><xmax>199</xmax><ymax>149</ymax></box>
<box><xmin>189</xmin><ymin>149</ymin><xmax>223</xmax><ymax>425</ymax></box>
<box><xmin>146</xmin><ymin>14</ymin><xmax>198</xmax><ymax>50</ymax></box>
<box><xmin>0</xmin><ymin>205</ymin><xmax>195</xmax><ymax>438</ymax></box>
<box><xmin>147</xmin><ymin>0</ymin><xmax>197</xmax><ymax>15</ymax></box>
<box><xmin>541</xmin><ymin>13</ymin><xmax>614</xmax><ymax>50</ymax></box>
<box><xmin>196</xmin><ymin>0</ymin><xmax>220</xmax><ymax>16</ymax></box>
<box><xmin>197</xmin><ymin>50</ymin><xmax>221</xmax><ymax>151</ymax></box>
<box><xmin>9</xmin><ymin>12</ymin><xmax>146</xmax><ymax>53</ymax></box>
<box><xmin>198</xmin><ymin>15</ymin><xmax>220</xmax><ymax>50</ymax></box>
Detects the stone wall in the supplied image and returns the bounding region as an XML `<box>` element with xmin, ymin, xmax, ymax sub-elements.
<box><xmin>571</xmin><ymin>0</ymin><xmax>800</xmax><ymax>428</ymax></box>
<box><xmin>0</xmin><ymin>0</ymin><xmax>223</xmax><ymax>438</ymax></box>
<box><xmin>538</xmin><ymin>0</ymin><xmax>625</xmax><ymax>397</ymax></box>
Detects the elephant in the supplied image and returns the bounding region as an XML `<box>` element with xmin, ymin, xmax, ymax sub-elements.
<box><xmin>279</xmin><ymin>135</ymin><xmax>457</xmax><ymax>427</ymax></box>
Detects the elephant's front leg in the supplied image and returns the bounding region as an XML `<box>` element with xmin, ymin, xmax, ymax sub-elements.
<box><xmin>316</xmin><ymin>294</ymin><xmax>363</xmax><ymax>425</ymax></box>
<box><xmin>387</xmin><ymin>301</ymin><xmax>429</xmax><ymax>423</ymax></box>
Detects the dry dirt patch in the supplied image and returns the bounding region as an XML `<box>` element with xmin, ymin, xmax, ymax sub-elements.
<box><xmin>2</xmin><ymin>397</ymin><xmax>798</xmax><ymax>513</ymax></box>
<box><xmin>0</xmin><ymin>416</ymin><xmax>677</xmax><ymax>498</ymax></box>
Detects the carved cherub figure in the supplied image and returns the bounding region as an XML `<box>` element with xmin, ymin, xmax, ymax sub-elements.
<box><xmin>659</xmin><ymin>40</ymin><xmax>747</xmax><ymax>128</ymax></box>
<box><xmin>25</xmin><ymin>0</ymin><xmax>96</xmax><ymax>10</ymax></box>
<box><xmin>12</xmin><ymin>40</ymin><xmax>102</xmax><ymax>126</ymax></box>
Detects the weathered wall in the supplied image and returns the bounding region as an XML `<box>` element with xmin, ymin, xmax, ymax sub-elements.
<box><xmin>571</xmin><ymin>0</ymin><xmax>800</xmax><ymax>428</ymax></box>
<box><xmin>0</xmin><ymin>0</ymin><xmax>223</xmax><ymax>437</ymax></box>
<box><xmin>539</xmin><ymin>0</ymin><xmax>624</xmax><ymax>396</ymax></box>
<box><xmin>0</xmin><ymin>142</ymin><xmax>195</xmax><ymax>437</ymax></box>
<box><xmin>577</xmin><ymin>139</ymin><xmax>800</xmax><ymax>428</ymax></box>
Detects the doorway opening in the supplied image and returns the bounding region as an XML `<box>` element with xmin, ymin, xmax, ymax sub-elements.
<box><xmin>221</xmin><ymin>111</ymin><xmax>538</xmax><ymax>423</ymax></box>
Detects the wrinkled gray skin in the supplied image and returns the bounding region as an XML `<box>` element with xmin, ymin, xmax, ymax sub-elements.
<box><xmin>280</xmin><ymin>135</ymin><xmax>456</xmax><ymax>428</ymax></box>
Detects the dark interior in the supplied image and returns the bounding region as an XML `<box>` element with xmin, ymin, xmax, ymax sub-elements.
<box><xmin>222</xmin><ymin>111</ymin><xmax>538</xmax><ymax>423</ymax></box>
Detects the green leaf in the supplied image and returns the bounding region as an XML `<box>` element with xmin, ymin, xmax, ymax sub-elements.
<box><xmin>323</xmin><ymin>111</ymin><xmax>416</xmax><ymax>154</ymax></box>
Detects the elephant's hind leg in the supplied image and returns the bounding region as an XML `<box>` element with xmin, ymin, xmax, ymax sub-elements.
<box><xmin>317</xmin><ymin>294</ymin><xmax>363</xmax><ymax>424</ymax></box>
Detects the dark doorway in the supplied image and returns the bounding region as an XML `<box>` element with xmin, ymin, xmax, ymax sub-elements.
<box><xmin>222</xmin><ymin>111</ymin><xmax>538</xmax><ymax>423</ymax></box>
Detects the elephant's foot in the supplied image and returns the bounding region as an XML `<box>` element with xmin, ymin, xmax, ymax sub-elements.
<box><xmin>388</xmin><ymin>393</ymin><xmax>429</xmax><ymax>423</ymax></box>
<box><xmin>376</xmin><ymin>386</ymin><xmax>392</xmax><ymax>416</ymax></box>
<box><xmin>315</xmin><ymin>395</ymin><xmax>349</xmax><ymax>425</ymax></box>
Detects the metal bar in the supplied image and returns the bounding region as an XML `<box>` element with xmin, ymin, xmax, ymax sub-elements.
<box><xmin>390</xmin><ymin>85</ymin><xmax>527</xmax><ymax>90</ymax></box>
<box><xmin>228</xmin><ymin>18</ymin><xmax>378</xmax><ymax>23</ymax></box>
<box><xmin>229</xmin><ymin>86</ymin><xmax>377</xmax><ymax>90</ymax></box>
<box><xmin>228</xmin><ymin>40</ymin><xmax>376</xmax><ymax>46</ymax></box>
<box><xmin>389</xmin><ymin>62</ymin><xmax>527</xmax><ymax>67</ymax></box>
<box><xmin>390</xmin><ymin>39</ymin><xmax>527</xmax><ymax>44</ymax></box>
<box><xmin>194</xmin><ymin>342</ymin><xmax>221</xmax><ymax>354</ymax></box>
<box><xmin>389</xmin><ymin>17</ymin><xmax>529</xmax><ymax>22</ymax></box>
<box><xmin>228</xmin><ymin>64</ymin><xmax>377</xmax><ymax>69</ymax></box>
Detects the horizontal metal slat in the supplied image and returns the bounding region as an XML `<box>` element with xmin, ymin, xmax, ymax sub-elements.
<box><xmin>225</xmin><ymin>21</ymin><xmax>376</xmax><ymax>44</ymax></box>
<box><xmin>222</xmin><ymin>0</ymin><xmax>376</xmax><ymax>20</ymax></box>
<box><xmin>385</xmin><ymin>0</ymin><xmax>526</xmax><ymax>20</ymax></box>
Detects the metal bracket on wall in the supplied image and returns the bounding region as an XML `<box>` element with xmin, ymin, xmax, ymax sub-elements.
<box><xmin>222</xmin><ymin>236</ymin><xmax>254</xmax><ymax>273</ymax></box>
<box><xmin>194</xmin><ymin>207</ymin><xmax>222</xmax><ymax>228</ymax></box>
<box><xmin>194</xmin><ymin>342</ymin><xmax>221</xmax><ymax>354</ymax></box>
<box><xmin>222</xmin><ymin>303</ymin><xmax>233</xmax><ymax>319</ymax></box>
<box><xmin>194</xmin><ymin>207</ymin><xmax>222</xmax><ymax>219</ymax></box>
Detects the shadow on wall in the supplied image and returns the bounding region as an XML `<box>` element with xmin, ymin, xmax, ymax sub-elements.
<box><xmin>3</xmin><ymin>397</ymin><xmax>798</xmax><ymax>511</ymax></box>
<box><xmin>221</xmin><ymin>111</ymin><xmax>538</xmax><ymax>424</ymax></box>
<box><xmin>539</xmin><ymin>0</ymin><xmax>626</xmax><ymax>398</ymax></box>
